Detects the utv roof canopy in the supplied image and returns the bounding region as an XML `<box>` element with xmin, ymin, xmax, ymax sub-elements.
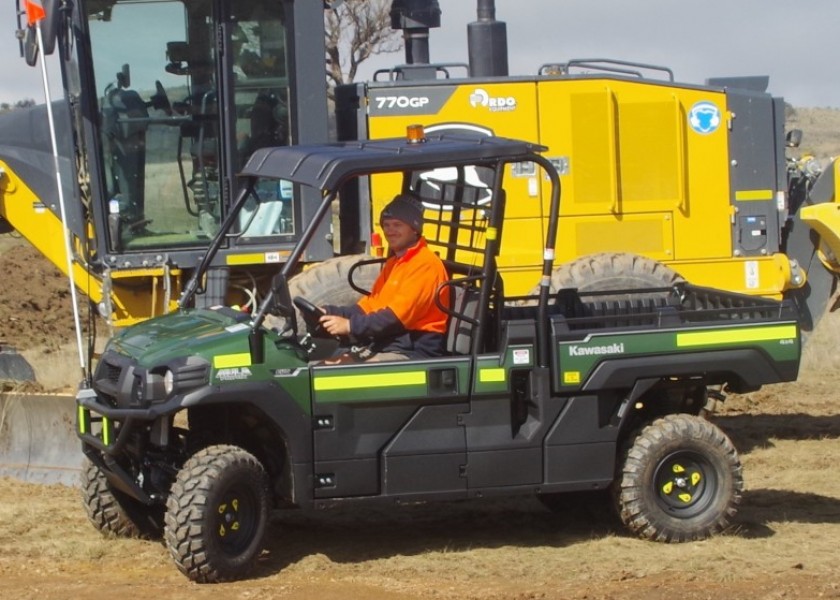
<box><xmin>239</xmin><ymin>132</ymin><xmax>547</xmax><ymax>190</ymax></box>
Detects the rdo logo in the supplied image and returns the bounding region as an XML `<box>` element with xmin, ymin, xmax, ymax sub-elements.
<box><xmin>469</xmin><ymin>88</ymin><xmax>517</xmax><ymax>112</ymax></box>
<box><xmin>688</xmin><ymin>101</ymin><xmax>721</xmax><ymax>134</ymax></box>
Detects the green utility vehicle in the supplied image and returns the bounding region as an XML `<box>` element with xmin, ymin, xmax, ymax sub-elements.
<box><xmin>77</xmin><ymin>131</ymin><xmax>801</xmax><ymax>583</ymax></box>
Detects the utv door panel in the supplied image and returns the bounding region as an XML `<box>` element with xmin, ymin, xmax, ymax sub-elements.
<box><xmin>311</xmin><ymin>358</ymin><xmax>472</xmax><ymax>499</ymax></box>
<box><xmin>464</xmin><ymin>356</ymin><xmax>565</xmax><ymax>489</ymax></box>
<box><xmin>380</xmin><ymin>403</ymin><xmax>469</xmax><ymax>495</ymax></box>
<box><xmin>542</xmin><ymin>395</ymin><xmax>621</xmax><ymax>487</ymax></box>
<box><xmin>544</xmin><ymin>442</ymin><xmax>615</xmax><ymax>488</ymax></box>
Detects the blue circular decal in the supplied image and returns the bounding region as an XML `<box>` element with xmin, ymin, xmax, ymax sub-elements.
<box><xmin>688</xmin><ymin>101</ymin><xmax>722</xmax><ymax>135</ymax></box>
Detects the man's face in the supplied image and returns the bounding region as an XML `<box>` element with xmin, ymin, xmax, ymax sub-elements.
<box><xmin>381</xmin><ymin>217</ymin><xmax>418</xmax><ymax>254</ymax></box>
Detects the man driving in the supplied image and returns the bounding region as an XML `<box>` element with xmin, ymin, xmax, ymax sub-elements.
<box><xmin>319</xmin><ymin>193</ymin><xmax>450</xmax><ymax>362</ymax></box>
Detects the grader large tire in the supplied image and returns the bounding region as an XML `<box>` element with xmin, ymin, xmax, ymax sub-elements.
<box><xmin>613</xmin><ymin>414</ymin><xmax>743</xmax><ymax>542</ymax></box>
<box><xmin>287</xmin><ymin>254</ymin><xmax>381</xmax><ymax>333</ymax></box>
<box><xmin>164</xmin><ymin>445</ymin><xmax>270</xmax><ymax>583</ymax></box>
<box><xmin>80</xmin><ymin>459</ymin><xmax>164</xmax><ymax>540</ymax></box>
<box><xmin>544</xmin><ymin>252</ymin><xmax>684</xmax><ymax>297</ymax></box>
<box><xmin>289</xmin><ymin>254</ymin><xmax>380</xmax><ymax>304</ymax></box>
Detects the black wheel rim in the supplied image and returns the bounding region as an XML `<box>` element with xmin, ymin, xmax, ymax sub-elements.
<box><xmin>653</xmin><ymin>451</ymin><xmax>715</xmax><ymax>517</ymax></box>
<box><xmin>213</xmin><ymin>482</ymin><xmax>260</xmax><ymax>555</ymax></box>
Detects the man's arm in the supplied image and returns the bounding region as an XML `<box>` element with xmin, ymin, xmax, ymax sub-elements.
<box><xmin>322</xmin><ymin>304</ymin><xmax>362</xmax><ymax>319</ymax></box>
<box><xmin>320</xmin><ymin>306</ymin><xmax>404</xmax><ymax>339</ymax></box>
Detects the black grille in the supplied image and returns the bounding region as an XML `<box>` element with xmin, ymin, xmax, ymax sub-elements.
<box><xmin>102</xmin><ymin>360</ymin><xmax>122</xmax><ymax>384</ymax></box>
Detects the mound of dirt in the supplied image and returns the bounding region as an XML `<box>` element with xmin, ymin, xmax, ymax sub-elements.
<box><xmin>0</xmin><ymin>237</ymin><xmax>84</xmax><ymax>352</ymax></box>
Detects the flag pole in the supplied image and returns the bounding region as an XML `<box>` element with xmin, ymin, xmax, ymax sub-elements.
<box><xmin>33</xmin><ymin>17</ymin><xmax>88</xmax><ymax>381</ymax></box>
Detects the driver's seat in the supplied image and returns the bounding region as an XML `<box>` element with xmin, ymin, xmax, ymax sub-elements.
<box><xmin>103</xmin><ymin>87</ymin><xmax>150</xmax><ymax>229</ymax></box>
<box><xmin>444</xmin><ymin>280</ymin><xmax>481</xmax><ymax>356</ymax></box>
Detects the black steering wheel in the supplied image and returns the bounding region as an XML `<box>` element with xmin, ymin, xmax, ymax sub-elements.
<box><xmin>293</xmin><ymin>296</ymin><xmax>328</xmax><ymax>338</ymax></box>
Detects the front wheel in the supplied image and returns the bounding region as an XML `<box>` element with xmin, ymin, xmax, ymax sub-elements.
<box><xmin>80</xmin><ymin>459</ymin><xmax>164</xmax><ymax>539</ymax></box>
<box><xmin>164</xmin><ymin>445</ymin><xmax>270</xmax><ymax>583</ymax></box>
<box><xmin>614</xmin><ymin>414</ymin><xmax>743</xmax><ymax>542</ymax></box>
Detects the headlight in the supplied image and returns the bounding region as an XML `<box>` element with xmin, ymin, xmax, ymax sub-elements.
<box><xmin>163</xmin><ymin>369</ymin><xmax>175</xmax><ymax>395</ymax></box>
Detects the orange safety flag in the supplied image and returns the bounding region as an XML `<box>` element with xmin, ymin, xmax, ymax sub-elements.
<box><xmin>25</xmin><ymin>0</ymin><xmax>46</xmax><ymax>26</ymax></box>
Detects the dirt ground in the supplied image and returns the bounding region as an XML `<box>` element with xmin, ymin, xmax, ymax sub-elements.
<box><xmin>0</xmin><ymin>238</ymin><xmax>83</xmax><ymax>354</ymax></box>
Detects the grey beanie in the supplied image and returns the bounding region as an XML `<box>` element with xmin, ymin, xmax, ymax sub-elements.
<box><xmin>380</xmin><ymin>193</ymin><xmax>424</xmax><ymax>232</ymax></box>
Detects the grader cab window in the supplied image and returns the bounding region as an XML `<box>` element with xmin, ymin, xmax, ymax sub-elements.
<box><xmin>87</xmin><ymin>0</ymin><xmax>294</xmax><ymax>253</ymax></box>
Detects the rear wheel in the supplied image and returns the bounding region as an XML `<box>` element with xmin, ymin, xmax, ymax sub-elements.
<box><xmin>80</xmin><ymin>459</ymin><xmax>163</xmax><ymax>539</ymax></box>
<box><xmin>164</xmin><ymin>445</ymin><xmax>269</xmax><ymax>583</ymax></box>
<box><xmin>614</xmin><ymin>414</ymin><xmax>743</xmax><ymax>542</ymax></box>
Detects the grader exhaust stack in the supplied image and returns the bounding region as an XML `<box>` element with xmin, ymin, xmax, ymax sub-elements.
<box><xmin>468</xmin><ymin>0</ymin><xmax>509</xmax><ymax>76</ymax></box>
<box><xmin>390</xmin><ymin>0</ymin><xmax>510</xmax><ymax>77</ymax></box>
<box><xmin>390</xmin><ymin>0</ymin><xmax>441</xmax><ymax>65</ymax></box>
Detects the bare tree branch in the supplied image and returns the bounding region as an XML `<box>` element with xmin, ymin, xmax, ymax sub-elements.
<box><xmin>325</xmin><ymin>0</ymin><xmax>402</xmax><ymax>92</ymax></box>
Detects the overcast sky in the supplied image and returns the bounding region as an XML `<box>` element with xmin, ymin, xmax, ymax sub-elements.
<box><xmin>2</xmin><ymin>0</ymin><xmax>837</xmax><ymax>108</ymax></box>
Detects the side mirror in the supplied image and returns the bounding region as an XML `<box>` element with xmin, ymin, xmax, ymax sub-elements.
<box><xmin>23</xmin><ymin>26</ymin><xmax>38</xmax><ymax>66</ymax></box>
<box><xmin>786</xmin><ymin>129</ymin><xmax>803</xmax><ymax>149</ymax></box>
<box><xmin>40</xmin><ymin>0</ymin><xmax>62</xmax><ymax>56</ymax></box>
<box><xmin>22</xmin><ymin>0</ymin><xmax>62</xmax><ymax>65</ymax></box>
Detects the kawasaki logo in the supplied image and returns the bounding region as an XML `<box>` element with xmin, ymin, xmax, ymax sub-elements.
<box><xmin>568</xmin><ymin>343</ymin><xmax>625</xmax><ymax>357</ymax></box>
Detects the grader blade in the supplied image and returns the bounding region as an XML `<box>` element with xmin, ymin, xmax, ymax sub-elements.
<box><xmin>0</xmin><ymin>346</ymin><xmax>36</xmax><ymax>382</ymax></box>
<box><xmin>0</xmin><ymin>392</ymin><xmax>82</xmax><ymax>486</ymax></box>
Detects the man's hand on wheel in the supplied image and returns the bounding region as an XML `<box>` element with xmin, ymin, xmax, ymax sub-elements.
<box><xmin>320</xmin><ymin>314</ymin><xmax>350</xmax><ymax>337</ymax></box>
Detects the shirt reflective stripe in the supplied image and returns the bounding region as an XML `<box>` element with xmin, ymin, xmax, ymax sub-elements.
<box><xmin>676</xmin><ymin>324</ymin><xmax>797</xmax><ymax>347</ymax></box>
<box><xmin>314</xmin><ymin>371</ymin><xmax>426</xmax><ymax>391</ymax></box>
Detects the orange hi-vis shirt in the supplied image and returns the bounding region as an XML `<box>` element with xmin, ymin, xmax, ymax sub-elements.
<box><xmin>357</xmin><ymin>238</ymin><xmax>449</xmax><ymax>334</ymax></box>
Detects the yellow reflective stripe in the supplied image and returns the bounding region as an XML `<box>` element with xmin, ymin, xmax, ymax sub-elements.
<box><xmin>314</xmin><ymin>371</ymin><xmax>426</xmax><ymax>391</ymax></box>
<box><xmin>226</xmin><ymin>251</ymin><xmax>290</xmax><ymax>265</ymax></box>
<box><xmin>226</xmin><ymin>253</ymin><xmax>266</xmax><ymax>266</ymax></box>
<box><xmin>563</xmin><ymin>371</ymin><xmax>581</xmax><ymax>384</ymax></box>
<box><xmin>213</xmin><ymin>353</ymin><xmax>252</xmax><ymax>368</ymax></box>
<box><xmin>486</xmin><ymin>227</ymin><xmax>498</xmax><ymax>241</ymax></box>
<box><xmin>734</xmin><ymin>189</ymin><xmax>773</xmax><ymax>201</ymax></box>
<box><xmin>102</xmin><ymin>417</ymin><xmax>112</xmax><ymax>446</ymax></box>
<box><xmin>676</xmin><ymin>324</ymin><xmax>797</xmax><ymax>347</ymax></box>
<box><xmin>479</xmin><ymin>368</ymin><xmax>505</xmax><ymax>383</ymax></box>
<box><xmin>77</xmin><ymin>406</ymin><xmax>88</xmax><ymax>434</ymax></box>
